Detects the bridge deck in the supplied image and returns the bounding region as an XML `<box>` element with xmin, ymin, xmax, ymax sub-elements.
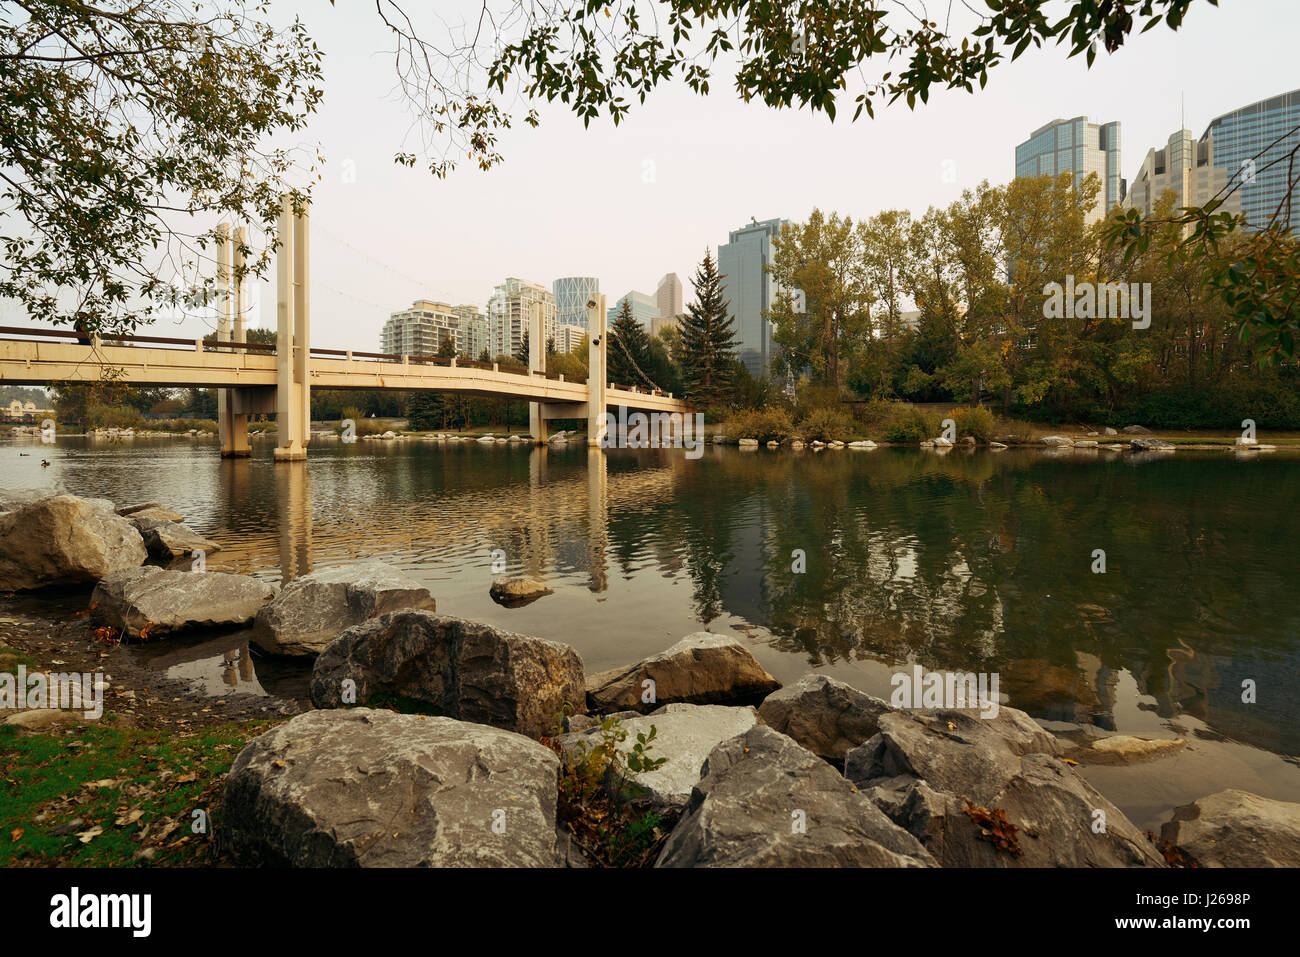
<box><xmin>0</xmin><ymin>330</ymin><xmax>687</xmax><ymax>414</ymax></box>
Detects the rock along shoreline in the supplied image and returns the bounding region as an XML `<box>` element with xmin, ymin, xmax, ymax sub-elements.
<box><xmin>3</xmin><ymin>488</ymin><xmax>1299</xmax><ymax>868</ymax></box>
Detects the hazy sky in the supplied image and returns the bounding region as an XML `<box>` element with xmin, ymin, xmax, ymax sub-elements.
<box><xmin>4</xmin><ymin>0</ymin><xmax>1298</xmax><ymax>350</ymax></box>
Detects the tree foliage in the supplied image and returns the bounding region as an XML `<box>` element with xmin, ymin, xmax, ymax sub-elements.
<box><xmin>676</xmin><ymin>248</ymin><xmax>739</xmax><ymax>409</ymax></box>
<box><xmin>0</xmin><ymin>1</ymin><xmax>323</xmax><ymax>336</ymax></box>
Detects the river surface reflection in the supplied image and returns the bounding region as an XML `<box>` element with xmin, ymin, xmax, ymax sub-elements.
<box><xmin>4</xmin><ymin>434</ymin><xmax>1298</xmax><ymax>827</ymax></box>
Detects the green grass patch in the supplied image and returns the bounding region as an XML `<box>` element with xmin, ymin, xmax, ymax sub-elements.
<box><xmin>0</xmin><ymin>720</ymin><xmax>273</xmax><ymax>867</ymax></box>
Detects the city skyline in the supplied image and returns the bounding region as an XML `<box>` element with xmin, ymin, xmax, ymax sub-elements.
<box><xmin>1</xmin><ymin>0</ymin><xmax>1294</xmax><ymax>354</ymax></box>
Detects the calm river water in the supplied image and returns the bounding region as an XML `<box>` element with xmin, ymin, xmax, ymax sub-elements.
<box><xmin>4</xmin><ymin>434</ymin><xmax>1299</xmax><ymax>828</ymax></box>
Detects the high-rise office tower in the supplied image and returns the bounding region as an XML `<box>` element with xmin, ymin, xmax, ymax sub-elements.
<box><xmin>1201</xmin><ymin>89</ymin><xmax>1300</xmax><ymax>232</ymax></box>
<box><xmin>553</xmin><ymin>276</ymin><xmax>600</xmax><ymax>332</ymax></box>
<box><xmin>611</xmin><ymin>290</ymin><xmax>661</xmax><ymax>327</ymax></box>
<box><xmin>1015</xmin><ymin>116</ymin><xmax>1124</xmax><ymax>222</ymax></box>
<box><xmin>487</xmin><ymin>278</ymin><xmax>556</xmax><ymax>359</ymax></box>
<box><xmin>656</xmin><ymin>272</ymin><xmax>683</xmax><ymax>318</ymax></box>
<box><xmin>718</xmin><ymin>217</ymin><xmax>789</xmax><ymax>374</ymax></box>
<box><xmin>1125</xmin><ymin>128</ymin><xmax>1240</xmax><ymax>221</ymax></box>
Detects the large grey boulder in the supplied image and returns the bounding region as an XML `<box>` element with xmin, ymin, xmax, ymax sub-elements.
<box><xmin>846</xmin><ymin>707</ymin><xmax>1165</xmax><ymax>867</ymax></box>
<box><xmin>91</xmin><ymin>566</ymin><xmax>275</xmax><ymax>638</ymax></box>
<box><xmin>131</xmin><ymin>517</ymin><xmax>221</xmax><ymax>561</ymax></box>
<box><xmin>586</xmin><ymin>632</ymin><xmax>780</xmax><ymax>714</ymax></box>
<box><xmin>758</xmin><ymin>674</ymin><xmax>891</xmax><ymax>764</ymax></box>
<box><xmin>558</xmin><ymin>703</ymin><xmax>758</xmax><ymax>807</ymax></box>
<box><xmin>1160</xmin><ymin>789</ymin><xmax>1300</xmax><ymax>867</ymax></box>
<box><xmin>251</xmin><ymin>560</ymin><xmax>435</xmax><ymax>656</ymax></box>
<box><xmin>311</xmin><ymin>610</ymin><xmax>585</xmax><ymax>738</ymax></box>
<box><xmin>656</xmin><ymin>725</ymin><xmax>935</xmax><ymax>868</ymax></box>
<box><xmin>222</xmin><ymin>709</ymin><xmax>564</xmax><ymax>867</ymax></box>
<box><xmin>0</xmin><ymin>494</ymin><xmax>146</xmax><ymax>590</ymax></box>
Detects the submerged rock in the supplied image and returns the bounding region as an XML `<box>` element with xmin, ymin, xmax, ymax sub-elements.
<box><xmin>1161</xmin><ymin>789</ymin><xmax>1300</xmax><ymax>868</ymax></box>
<box><xmin>489</xmin><ymin>576</ymin><xmax>552</xmax><ymax>607</ymax></box>
<box><xmin>222</xmin><ymin>709</ymin><xmax>564</xmax><ymax>867</ymax></box>
<box><xmin>1130</xmin><ymin>437</ymin><xmax>1176</xmax><ymax>452</ymax></box>
<box><xmin>656</xmin><ymin>725</ymin><xmax>936</xmax><ymax>868</ymax></box>
<box><xmin>251</xmin><ymin>560</ymin><xmax>435</xmax><ymax>656</ymax></box>
<box><xmin>0</xmin><ymin>494</ymin><xmax>146</xmax><ymax>591</ymax></box>
<box><xmin>91</xmin><ymin>566</ymin><xmax>275</xmax><ymax>638</ymax></box>
<box><xmin>586</xmin><ymin>632</ymin><xmax>780</xmax><ymax>714</ymax></box>
<box><xmin>310</xmin><ymin>609</ymin><xmax>585</xmax><ymax>738</ymax></box>
<box><xmin>118</xmin><ymin>502</ymin><xmax>184</xmax><ymax>523</ymax></box>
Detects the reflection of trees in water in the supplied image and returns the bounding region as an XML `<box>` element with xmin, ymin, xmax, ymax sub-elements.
<box><xmin>669</xmin><ymin>451</ymin><xmax>1300</xmax><ymax>741</ymax></box>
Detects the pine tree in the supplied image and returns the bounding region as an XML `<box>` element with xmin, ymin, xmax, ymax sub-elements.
<box><xmin>678</xmin><ymin>248</ymin><xmax>740</xmax><ymax>409</ymax></box>
<box><xmin>515</xmin><ymin>330</ymin><xmax>530</xmax><ymax>365</ymax></box>
<box><xmin>608</xmin><ymin>299</ymin><xmax>657</xmax><ymax>389</ymax></box>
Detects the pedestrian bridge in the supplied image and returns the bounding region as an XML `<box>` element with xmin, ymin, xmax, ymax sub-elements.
<box><xmin>0</xmin><ymin>198</ymin><xmax>688</xmax><ymax>459</ymax></box>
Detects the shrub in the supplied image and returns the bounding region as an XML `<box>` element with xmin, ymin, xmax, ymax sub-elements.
<box><xmin>883</xmin><ymin>405</ymin><xmax>939</xmax><ymax>443</ymax></box>
<box><xmin>85</xmin><ymin>404</ymin><xmax>143</xmax><ymax>429</ymax></box>
<box><xmin>950</xmin><ymin>405</ymin><xmax>996</xmax><ymax>442</ymax></box>
<box><xmin>798</xmin><ymin>406</ymin><xmax>856</xmax><ymax>442</ymax></box>
<box><xmin>852</xmin><ymin>398</ymin><xmax>901</xmax><ymax>428</ymax></box>
<box><xmin>723</xmin><ymin>407</ymin><xmax>794</xmax><ymax>443</ymax></box>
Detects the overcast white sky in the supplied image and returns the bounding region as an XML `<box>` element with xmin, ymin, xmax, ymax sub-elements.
<box><xmin>4</xmin><ymin>0</ymin><xmax>1298</xmax><ymax>350</ymax></box>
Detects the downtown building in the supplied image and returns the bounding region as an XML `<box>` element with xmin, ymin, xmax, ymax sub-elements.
<box><xmin>718</xmin><ymin>217</ymin><xmax>790</xmax><ymax>374</ymax></box>
<box><xmin>1201</xmin><ymin>89</ymin><xmax>1299</xmax><ymax>232</ymax></box>
<box><xmin>656</xmin><ymin>272</ymin><xmax>683</xmax><ymax>318</ymax></box>
<box><xmin>488</xmin><ymin>278</ymin><xmax>557</xmax><ymax>359</ymax></box>
<box><xmin>452</xmin><ymin>304</ymin><xmax>489</xmax><ymax>360</ymax></box>
<box><xmin>611</xmin><ymin>289</ymin><xmax>660</xmax><ymax>327</ymax></box>
<box><xmin>553</xmin><ymin>276</ymin><xmax>600</xmax><ymax>332</ymax></box>
<box><xmin>382</xmin><ymin>300</ymin><xmax>459</xmax><ymax>356</ymax></box>
<box><xmin>553</xmin><ymin>324</ymin><xmax>587</xmax><ymax>354</ymax></box>
<box><xmin>1015</xmin><ymin>116</ymin><xmax>1125</xmax><ymax>223</ymax></box>
<box><xmin>1124</xmin><ymin>89</ymin><xmax>1300</xmax><ymax>233</ymax></box>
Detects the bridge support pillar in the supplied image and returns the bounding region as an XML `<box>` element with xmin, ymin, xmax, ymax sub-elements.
<box><xmin>529</xmin><ymin>300</ymin><xmax>547</xmax><ymax>444</ymax></box>
<box><xmin>218</xmin><ymin>224</ymin><xmax>251</xmax><ymax>457</ymax></box>
<box><xmin>274</xmin><ymin>196</ymin><xmax>311</xmax><ymax>462</ymax></box>
<box><xmin>587</xmin><ymin>294</ymin><xmax>608</xmax><ymax>447</ymax></box>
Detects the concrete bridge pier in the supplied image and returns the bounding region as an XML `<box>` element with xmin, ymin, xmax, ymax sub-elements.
<box><xmin>273</xmin><ymin>196</ymin><xmax>311</xmax><ymax>462</ymax></box>
<box><xmin>528</xmin><ymin>301</ymin><xmax>547</xmax><ymax>444</ymax></box>
<box><xmin>587</xmin><ymin>294</ymin><xmax>608</xmax><ymax>447</ymax></box>
<box><xmin>217</xmin><ymin>224</ymin><xmax>252</xmax><ymax>458</ymax></box>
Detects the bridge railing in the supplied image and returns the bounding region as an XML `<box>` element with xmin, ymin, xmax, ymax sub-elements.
<box><xmin>0</xmin><ymin>326</ymin><xmax>673</xmax><ymax>397</ymax></box>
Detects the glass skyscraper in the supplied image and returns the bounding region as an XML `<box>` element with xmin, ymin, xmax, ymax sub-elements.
<box><xmin>1202</xmin><ymin>89</ymin><xmax>1300</xmax><ymax>232</ymax></box>
<box><xmin>718</xmin><ymin>217</ymin><xmax>789</xmax><ymax>374</ymax></box>
<box><xmin>553</xmin><ymin>276</ymin><xmax>599</xmax><ymax>332</ymax></box>
<box><xmin>1015</xmin><ymin>116</ymin><xmax>1124</xmax><ymax>222</ymax></box>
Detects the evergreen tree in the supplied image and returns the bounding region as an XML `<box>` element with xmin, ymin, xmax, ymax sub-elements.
<box><xmin>515</xmin><ymin>330</ymin><xmax>530</xmax><ymax>365</ymax></box>
<box><xmin>677</xmin><ymin>248</ymin><xmax>740</xmax><ymax>408</ymax></box>
<box><xmin>608</xmin><ymin>299</ymin><xmax>657</xmax><ymax>389</ymax></box>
